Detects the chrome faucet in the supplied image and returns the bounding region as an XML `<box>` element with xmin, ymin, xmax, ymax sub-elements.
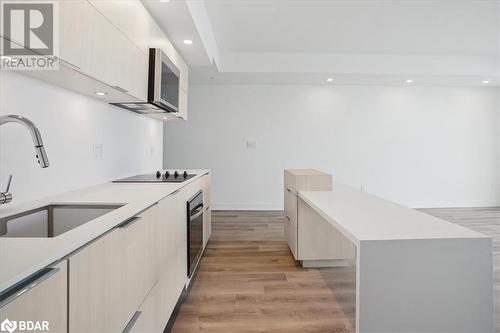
<box><xmin>0</xmin><ymin>115</ymin><xmax>50</xmax><ymax>204</ymax></box>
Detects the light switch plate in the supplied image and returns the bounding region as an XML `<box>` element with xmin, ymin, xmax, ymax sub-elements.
<box><xmin>246</xmin><ymin>140</ymin><xmax>256</xmax><ymax>149</ymax></box>
<box><xmin>93</xmin><ymin>143</ymin><xmax>103</xmax><ymax>159</ymax></box>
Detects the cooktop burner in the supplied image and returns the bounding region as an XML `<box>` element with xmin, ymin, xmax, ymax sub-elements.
<box><xmin>113</xmin><ymin>171</ymin><xmax>195</xmax><ymax>183</ymax></box>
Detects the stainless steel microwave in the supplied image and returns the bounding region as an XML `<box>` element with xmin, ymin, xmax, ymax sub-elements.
<box><xmin>111</xmin><ymin>48</ymin><xmax>180</xmax><ymax>114</ymax></box>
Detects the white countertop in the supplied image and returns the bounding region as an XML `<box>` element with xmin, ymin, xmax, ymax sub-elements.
<box><xmin>299</xmin><ymin>183</ymin><xmax>488</xmax><ymax>245</ymax></box>
<box><xmin>0</xmin><ymin>170</ymin><xmax>209</xmax><ymax>293</ymax></box>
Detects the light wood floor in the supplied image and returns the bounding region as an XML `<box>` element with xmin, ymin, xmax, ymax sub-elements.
<box><xmin>171</xmin><ymin>208</ymin><xmax>500</xmax><ymax>333</ymax></box>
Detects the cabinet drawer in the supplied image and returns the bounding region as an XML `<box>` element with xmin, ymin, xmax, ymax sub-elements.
<box><xmin>284</xmin><ymin>187</ymin><xmax>297</xmax><ymax>223</ymax></box>
<box><xmin>0</xmin><ymin>261</ymin><xmax>67</xmax><ymax>333</ymax></box>
<box><xmin>285</xmin><ymin>210</ymin><xmax>297</xmax><ymax>260</ymax></box>
<box><xmin>284</xmin><ymin>169</ymin><xmax>332</xmax><ymax>194</ymax></box>
<box><xmin>68</xmin><ymin>212</ymin><xmax>154</xmax><ymax>333</ymax></box>
<box><xmin>284</xmin><ymin>188</ymin><xmax>298</xmax><ymax>259</ymax></box>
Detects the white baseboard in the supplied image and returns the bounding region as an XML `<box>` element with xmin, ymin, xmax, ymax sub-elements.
<box><xmin>212</xmin><ymin>200</ymin><xmax>500</xmax><ymax>211</ymax></box>
<box><xmin>212</xmin><ymin>203</ymin><xmax>283</xmax><ymax>211</ymax></box>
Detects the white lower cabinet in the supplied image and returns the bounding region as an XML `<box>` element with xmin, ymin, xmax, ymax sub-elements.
<box><xmin>284</xmin><ymin>187</ymin><xmax>298</xmax><ymax>258</ymax></box>
<box><xmin>283</xmin><ymin>169</ymin><xmax>356</xmax><ymax>264</ymax></box>
<box><xmin>130</xmin><ymin>184</ymin><xmax>201</xmax><ymax>333</ymax></box>
<box><xmin>202</xmin><ymin>174</ymin><xmax>212</xmax><ymax>247</ymax></box>
<box><xmin>68</xmin><ymin>209</ymin><xmax>154</xmax><ymax>333</ymax></box>
<box><xmin>0</xmin><ymin>261</ymin><xmax>67</xmax><ymax>333</ymax></box>
<box><xmin>5</xmin><ymin>175</ymin><xmax>211</xmax><ymax>333</ymax></box>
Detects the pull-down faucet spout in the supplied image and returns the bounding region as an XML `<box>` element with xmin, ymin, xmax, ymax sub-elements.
<box><xmin>0</xmin><ymin>115</ymin><xmax>49</xmax><ymax>168</ymax></box>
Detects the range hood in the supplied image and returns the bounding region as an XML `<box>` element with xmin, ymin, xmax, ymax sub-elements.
<box><xmin>109</xmin><ymin>102</ymin><xmax>168</xmax><ymax>114</ymax></box>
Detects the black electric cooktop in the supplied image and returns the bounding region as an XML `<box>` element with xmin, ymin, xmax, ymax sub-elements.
<box><xmin>113</xmin><ymin>171</ymin><xmax>195</xmax><ymax>183</ymax></box>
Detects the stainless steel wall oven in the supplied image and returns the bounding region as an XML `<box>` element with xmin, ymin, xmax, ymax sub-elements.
<box><xmin>187</xmin><ymin>190</ymin><xmax>203</xmax><ymax>277</ymax></box>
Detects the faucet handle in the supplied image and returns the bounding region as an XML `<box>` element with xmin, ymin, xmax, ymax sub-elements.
<box><xmin>5</xmin><ymin>175</ymin><xmax>12</xmax><ymax>192</ymax></box>
<box><xmin>1</xmin><ymin>175</ymin><xmax>12</xmax><ymax>204</ymax></box>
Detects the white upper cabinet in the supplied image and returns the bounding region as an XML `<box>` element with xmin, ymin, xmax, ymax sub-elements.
<box><xmin>58</xmin><ymin>0</ymin><xmax>148</xmax><ymax>101</ymax></box>
<box><xmin>22</xmin><ymin>0</ymin><xmax>187</xmax><ymax>120</ymax></box>
<box><xmin>89</xmin><ymin>0</ymin><xmax>189</xmax><ymax>119</ymax></box>
<box><xmin>58</xmin><ymin>0</ymin><xmax>92</xmax><ymax>71</ymax></box>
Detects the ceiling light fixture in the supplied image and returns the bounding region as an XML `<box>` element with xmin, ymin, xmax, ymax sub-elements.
<box><xmin>159</xmin><ymin>0</ymin><xmax>170</xmax><ymax>3</ymax></box>
<box><xmin>482</xmin><ymin>80</ymin><xmax>490</xmax><ymax>84</ymax></box>
<box><xmin>183</xmin><ymin>39</ymin><xmax>193</xmax><ymax>45</ymax></box>
<box><xmin>163</xmin><ymin>116</ymin><xmax>168</xmax><ymax>120</ymax></box>
<box><xmin>327</xmin><ymin>78</ymin><xmax>333</xmax><ymax>82</ymax></box>
<box><xmin>406</xmin><ymin>79</ymin><xmax>413</xmax><ymax>84</ymax></box>
<box><xmin>95</xmin><ymin>92</ymin><xmax>107</xmax><ymax>96</ymax></box>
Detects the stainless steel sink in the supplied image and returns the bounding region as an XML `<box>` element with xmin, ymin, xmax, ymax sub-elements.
<box><xmin>0</xmin><ymin>204</ymin><xmax>124</xmax><ymax>238</ymax></box>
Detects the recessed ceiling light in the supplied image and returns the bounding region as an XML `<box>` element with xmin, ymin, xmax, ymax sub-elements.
<box><xmin>482</xmin><ymin>80</ymin><xmax>490</xmax><ymax>84</ymax></box>
<box><xmin>163</xmin><ymin>116</ymin><xmax>168</xmax><ymax>120</ymax></box>
<box><xmin>95</xmin><ymin>92</ymin><xmax>107</xmax><ymax>96</ymax></box>
<box><xmin>327</xmin><ymin>78</ymin><xmax>333</xmax><ymax>82</ymax></box>
<box><xmin>406</xmin><ymin>79</ymin><xmax>413</xmax><ymax>84</ymax></box>
<box><xmin>159</xmin><ymin>0</ymin><xmax>170</xmax><ymax>2</ymax></box>
<box><xmin>183</xmin><ymin>40</ymin><xmax>193</xmax><ymax>45</ymax></box>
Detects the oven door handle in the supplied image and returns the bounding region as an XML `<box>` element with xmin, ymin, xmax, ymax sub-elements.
<box><xmin>190</xmin><ymin>205</ymin><xmax>204</xmax><ymax>220</ymax></box>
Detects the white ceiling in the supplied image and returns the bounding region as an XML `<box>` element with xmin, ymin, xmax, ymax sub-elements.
<box><xmin>142</xmin><ymin>0</ymin><xmax>213</xmax><ymax>67</ymax></box>
<box><xmin>205</xmin><ymin>0</ymin><xmax>499</xmax><ymax>56</ymax></box>
<box><xmin>143</xmin><ymin>0</ymin><xmax>500</xmax><ymax>86</ymax></box>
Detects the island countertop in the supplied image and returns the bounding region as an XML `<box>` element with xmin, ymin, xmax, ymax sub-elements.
<box><xmin>298</xmin><ymin>183</ymin><xmax>493</xmax><ymax>332</ymax></box>
<box><xmin>0</xmin><ymin>169</ymin><xmax>210</xmax><ymax>293</ymax></box>
<box><xmin>299</xmin><ymin>183</ymin><xmax>489</xmax><ymax>245</ymax></box>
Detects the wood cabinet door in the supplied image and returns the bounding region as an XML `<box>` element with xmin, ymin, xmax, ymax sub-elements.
<box><xmin>203</xmin><ymin>208</ymin><xmax>212</xmax><ymax>248</ymax></box>
<box><xmin>177</xmin><ymin>88</ymin><xmax>188</xmax><ymax>120</ymax></box>
<box><xmin>297</xmin><ymin>198</ymin><xmax>355</xmax><ymax>261</ymax></box>
<box><xmin>68</xmin><ymin>209</ymin><xmax>155</xmax><ymax>333</ymax></box>
<box><xmin>68</xmin><ymin>227</ymin><xmax>127</xmax><ymax>332</ymax></box>
<box><xmin>202</xmin><ymin>174</ymin><xmax>212</xmax><ymax>247</ymax></box>
<box><xmin>0</xmin><ymin>261</ymin><xmax>67</xmax><ymax>333</ymax></box>
<box><xmin>284</xmin><ymin>188</ymin><xmax>298</xmax><ymax>259</ymax></box>
<box><xmin>58</xmin><ymin>0</ymin><xmax>93</xmax><ymax>72</ymax></box>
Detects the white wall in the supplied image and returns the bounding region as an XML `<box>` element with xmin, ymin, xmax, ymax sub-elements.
<box><xmin>164</xmin><ymin>84</ymin><xmax>499</xmax><ymax>210</ymax></box>
<box><xmin>0</xmin><ymin>71</ymin><xmax>163</xmax><ymax>204</ymax></box>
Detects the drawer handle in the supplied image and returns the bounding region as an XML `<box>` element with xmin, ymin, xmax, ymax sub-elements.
<box><xmin>285</xmin><ymin>216</ymin><xmax>290</xmax><ymax>222</ymax></box>
<box><xmin>0</xmin><ymin>267</ymin><xmax>60</xmax><ymax>308</ymax></box>
<box><xmin>122</xmin><ymin>311</ymin><xmax>142</xmax><ymax>333</ymax></box>
<box><xmin>117</xmin><ymin>216</ymin><xmax>141</xmax><ymax>229</ymax></box>
<box><xmin>286</xmin><ymin>187</ymin><xmax>298</xmax><ymax>197</ymax></box>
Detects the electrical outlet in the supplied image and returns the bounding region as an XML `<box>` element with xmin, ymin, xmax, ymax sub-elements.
<box><xmin>246</xmin><ymin>140</ymin><xmax>256</xmax><ymax>149</ymax></box>
<box><xmin>93</xmin><ymin>143</ymin><xmax>103</xmax><ymax>159</ymax></box>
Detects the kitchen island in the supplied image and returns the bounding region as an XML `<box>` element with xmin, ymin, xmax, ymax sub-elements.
<box><xmin>299</xmin><ymin>183</ymin><xmax>494</xmax><ymax>333</ymax></box>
